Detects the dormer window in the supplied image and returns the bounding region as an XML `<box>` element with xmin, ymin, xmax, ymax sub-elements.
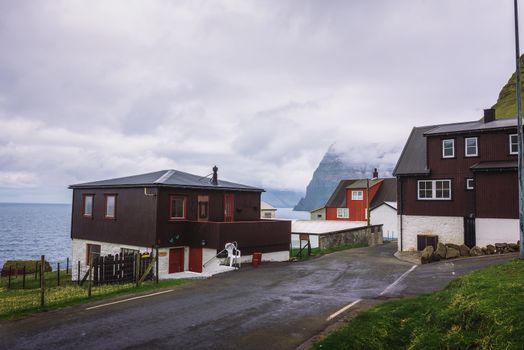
<box><xmin>442</xmin><ymin>139</ymin><xmax>455</xmax><ymax>158</ymax></box>
<box><xmin>465</xmin><ymin>137</ymin><xmax>478</xmax><ymax>157</ymax></box>
<box><xmin>351</xmin><ymin>191</ymin><xmax>363</xmax><ymax>200</ymax></box>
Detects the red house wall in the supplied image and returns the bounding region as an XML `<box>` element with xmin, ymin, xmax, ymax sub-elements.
<box><xmin>346</xmin><ymin>183</ymin><xmax>381</xmax><ymax>221</ymax></box>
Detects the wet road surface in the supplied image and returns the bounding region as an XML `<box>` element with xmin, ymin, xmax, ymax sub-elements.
<box><xmin>0</xmin><ymin>243</ymin><xmax>515</xmax><ymax>350</ymax></box>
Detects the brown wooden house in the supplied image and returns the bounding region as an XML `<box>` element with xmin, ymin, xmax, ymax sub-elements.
<box><xmin>394</xmin><ymin>109</ymin><xmax>519</xmax><ymax>251</ymax></box>
<box><xmin>70</xmin><ymin>167</ymin><xmax>291</xmax><ymax>278</ymax></box>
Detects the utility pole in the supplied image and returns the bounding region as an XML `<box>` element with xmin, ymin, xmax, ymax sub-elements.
<box><xmin>366</xmin><ymin>178</ymin><xmax>370</xmax><ymax>226</ymax></box>
<box><xmin>514</xmin><ymin>0</ymin><xmax>524</xmax><ymax>259</ymax></box>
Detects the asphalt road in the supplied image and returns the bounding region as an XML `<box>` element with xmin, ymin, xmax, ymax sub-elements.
<box><xmin>0</xmin><ymin>243</ymin><xmax>515</xmax><ymax>350</ymax></box>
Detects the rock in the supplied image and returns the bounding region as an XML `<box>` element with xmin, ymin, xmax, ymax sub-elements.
<box><xmin>486</xmin><ymin>245</ymin><xmax>496</xmax><ymax>254</ymax></box>
<box><xmin>481</xmin><ymin>247</ymin><xmax>488</xmax><ymax>254</ymax></box>
<box><xmin>508</xmin><ymin>243</ymin><xmax>519</xmax><ymax>252</ymax></box>
<box><xmin>459</xmin><ymin>244</ymin><xmax>470</xmax><ymax>256</ymax></box>
<box><xmin>421</xmin><ymin>246</ymin><xmax>435</xmax><ymax>264</ymax></box>
<box><xmin>435</xmin><ymin>243</ymin><xmax>447</xmax><ymax>260</ymax></box>
<box><xmin>446</xmin><ymin>247</ymin><xmax>460</xmax><ymax>259</ymax></box>
<box><xmin>470</xmin><ymin>246</ymin><xmax>484</xmax><ymax>256</ymax></box>
<box><xmin>494</xmin><ymin>243</ymin><xmax>507</xmax><ymax>254</ymax></box>
<box><xmin>445</xmin><ymin>243</ymin><xmax>460</xmax><ymax>251</ymax></box>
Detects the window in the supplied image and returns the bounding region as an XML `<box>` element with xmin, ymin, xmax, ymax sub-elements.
<box><xmin>169</xmin><ymin>195</ymin><xmax>187</xmax><ymax>220</ymax></box>
<box><xmin>510</xmin><ymin>134</ymin><xmax>518</xmax><ymax>155</ymax></box>
<box><xmin>442</xmin><ymin>139</ymin><xmax>455</xmax><ymax>158</ymax></box>
<box><xmin>198</xmin><ymin>195</ymin><xmax>209</xmax><ymax>221</ymax></box>
<box><xmin>465</xmin><ymin>137</ymin><xmax>478</xmax><ymax>157</ymax></box>
<box><xmin>351</xmin><ymin>191</ymin><xmax>363</xmax><ymax>200</ymax></box>
<box><xmin>83</xmin><ymin>194</ymin><xmax>94</xmax><ymax>217</ymax></box>
<box><xmin>86</xmin><ymin>243</ymin><xmax>101</xmax><ymax>264</ymax></box>
<box><xmin>337</xmin><ymin>208</ymin><xmax>349</xmax><ymax>218</ymax></box>
<box><xmin>466</xmin><ymin>178</ymin><xmax>474</xmax><ymax>190</ymax></box>
<box><xmin>105</xmin><ymin>194</ymin><xmax>116</xmax><ymax>219</ymax></box>
<box><xmin>417</xmin><ymin>180</ymin><xmax>451</xmax><ymax>200</ymax></box>
<box><xmin>263</xmin><ymin>212</ymin><xmax>272</xmax><ymax>218</ymax></box>
<box><xmin>121</xmin><ymin>248</ymin><xmax>139</xmax><ymax>256</ymax></box>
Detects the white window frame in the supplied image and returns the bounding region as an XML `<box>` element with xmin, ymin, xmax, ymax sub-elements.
<box><xmin>466</xmin><ymin>178</ymin><xmax>474</xmax><ymax>190</ymax></box>
<box><xmin>510</xmin><ymin>134</ymin><xmax>518</xmax><ymax>155</ymax></box>
<box><xmin>417</xmin><ymin>180</ymin><xmax>452</xmax><ymax>200</ymax></box>
<box><xmin>337</xmin><ymin>208</ymin><xmax>349</xmax><ymax>218</ymax></box>
<box><xmin>351</xmin><ymin>190</ymin><xmax>363</xmax><ymax>200</ymax></box>
<box><xmin>442</xmin><ymin>139</ymin><xmax>455</xmax><ymax>158</ymax></box>
<box><xmin>464</xmin><ymin>137</ymin><xmax>478</xmax><ymax>157</ymax></box>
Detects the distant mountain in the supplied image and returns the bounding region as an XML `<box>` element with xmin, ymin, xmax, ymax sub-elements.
<box><xmin>262</xmin><ymin>189</ymin><xmax>304</xmax><ymax>208</ymax></box>
<box><xmin>293</xmin><ymin>145</ymin><xmax>396</xmax><ymax>212</ymax></box>
<box><xmin>493</xmin><ymin>54</ymin><xmax>524</xmax><ymax>118</ymax></box>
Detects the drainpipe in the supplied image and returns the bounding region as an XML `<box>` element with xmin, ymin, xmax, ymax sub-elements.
<box><xmin>399</xmin><ymin>177</ymin><xmax>403</xmax><ymax>252</ymax></box>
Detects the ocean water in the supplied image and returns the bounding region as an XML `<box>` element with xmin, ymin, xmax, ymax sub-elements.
<box><xmin>0</xmin><ymin>203</ymin><xmax>71</xmax><ymax>268</ymax></box>
<box><xmin>0</xmin><ymin>204</ymin><xmax>309</xmax><ymax>268</ymax></box>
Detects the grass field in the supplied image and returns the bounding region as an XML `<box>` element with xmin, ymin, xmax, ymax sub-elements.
<box><xmin>314</xmin><ymin>259</ymin><xmax>524</xmax><ymax>350</ymax></box>
<box><xmin>0</xmin><ymin>270</ymin><xmax>190</xmax><ymax>319</ymax></box>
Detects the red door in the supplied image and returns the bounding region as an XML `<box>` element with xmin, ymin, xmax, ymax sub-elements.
<box><xmin>169</xmin><ymin>248</ymin><xmax>185</xmax><ymax>273</ymax></box>
<box><xmin>189</xmin><ymin>247</ymin><xmax>203</xmax><ymax>273</ymax></box>
<box><xmin>224</xmin><ymin>193</ymin><xmax>234</xmax><ymax>222</ymax></box>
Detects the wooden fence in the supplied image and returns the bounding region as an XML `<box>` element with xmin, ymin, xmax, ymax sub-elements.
<box><xmin>88</xmin><ymin>253</ymin><xmax>154</xmax><ymax>286</ymax></box>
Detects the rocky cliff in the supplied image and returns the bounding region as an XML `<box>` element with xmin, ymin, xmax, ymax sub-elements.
<box><xmin>293</xmin><ymin>145</ymin><xmax>396</xmax><ymax>211</ymax></box>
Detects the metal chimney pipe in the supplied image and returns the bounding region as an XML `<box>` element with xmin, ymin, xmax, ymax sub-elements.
<box><xmin>212</xmin><ymin>166</ymin><xmax>218</xmax><ymax>185</ymax></box>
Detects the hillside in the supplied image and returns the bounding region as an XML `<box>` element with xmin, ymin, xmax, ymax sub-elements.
<box><xmin>492</xmin><ymin>55</ymin><xmax>524</xmax><ymax>118</ymax></box>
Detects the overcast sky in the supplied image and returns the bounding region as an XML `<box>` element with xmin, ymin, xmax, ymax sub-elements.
<box><xmin>0</xmin><ymin>0</ymin><xmax>520</xmax><ymax>203</ymax></box>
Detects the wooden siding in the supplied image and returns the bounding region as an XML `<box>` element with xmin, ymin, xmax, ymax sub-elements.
<box><xmin>71</xmin><ymin>188</ymin><xmax>157</xmax><ymax>247</ymax></box>
<box><xmin>475</xmin><ymin>172</ymin><xmax>517</xmax><ymax>219</ymax></box>
<box><xmin>345</xmin><ymin>182</ymin><xmax>381</xmax><ymax>221</ymax></box>
<box><xmin>400</xmin><ymin>129</ymin><xmax>516</xmax><ymax>217</ymax></box>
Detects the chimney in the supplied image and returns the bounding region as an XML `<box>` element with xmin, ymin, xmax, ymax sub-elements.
<box><xmin>484</xmin><ymin>108</ymin><xmax>496</xmax><ymax>123</ymax></box>
<box><xmin>372</xmin><ymin>168</ymin><xmax>379</xmax><ymax>179</ymax></box>
<box><xmin>211</xmin><ymin>166</ymin><xmax>218</xmax><ymax>185</ymax></box>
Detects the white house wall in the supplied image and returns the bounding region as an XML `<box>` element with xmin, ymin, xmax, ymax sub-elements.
<box><xmin>476</xmin><ymin>218</ymin><xmax>519</xmax><ymax>247</ymax></box>
<box><xmin>371</xmin><ymin>205</ymin><xmax>397</xmax><ymax>239</ymax></box>
<box><xmin>398</xmin><ymin>215</ymin><xmax>463</xmax><ymax>251</ymax></box>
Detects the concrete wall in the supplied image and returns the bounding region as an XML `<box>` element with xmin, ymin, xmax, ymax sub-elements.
<box><xmin>371</xmin><ymin>204</ymin><xmax>397</xmax><ymax>239</ymax></box>
<box><xmin>291</xmin><ymin>234</ymin><xmax>320</xmax><ymax>249</ymax></box>
<box><xmin>476</xmin><ymin>218</ymin><xmax>519</xmax><ymax>247</ymax></box>
<box><xmin>310</xmin><ymin>208</ymin><xmax>326</xmax><ymax>220</ymax></box>
<box><xmin>318</xmin><ymin>225</ymin><xmax>383</xmax><ymax>250</ymax></box>
<box><xmin>398</xmin><ymin>215</ymin><xmax>463</xmax><ymax>251</ymax></box>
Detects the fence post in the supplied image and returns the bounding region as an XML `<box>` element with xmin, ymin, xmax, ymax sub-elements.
<box><xmin>57</xmin><ymin>262</ymin><xmax>60</xmax><ymax>286</ymax></box>
<box><xmin>88</xmin><ymin>255</ymin><xmax>92</xmax><ymax>298</ymax></box>
<box><xmin>8</xmin><ymin>267</ymin><xmax>12</xmax><ymax>289</ymax></box>
<box><xmin>66</xmin><ymin>257</ymin><xmax>69</xmax><ymax>276</ymax></box>
<box><xmin>22</xmin><ymin>265</ymin><xmax>26</xmax><ymax>289</ymax></box>
<box><xmin>135</xmin><ymin>254</ymin><xmax>141</xmax><ymax>287</ymax></box>
<box><xmin>40</xmin><ymin>255</ymin><xmax>45</xmax><ymax>307</ymax></box>
<box><xmin>77</xmin><ymin>261</ymin><xmax>80</xmax><ymax>285</ymax></box>
<box><xmin>155</xmin><ymin>246</ymin><xmax>159</xmax><ymax>284</ymax></box>
<box><xmin>35</xmin><ymin>261</ymin><xmax>38</xmax><ymax>280</ymax></box>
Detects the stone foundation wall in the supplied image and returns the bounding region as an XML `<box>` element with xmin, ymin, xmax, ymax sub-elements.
<box><xmin>318</xmin><ymin>225</ymin><xmax>383</xmax><ymax>250</ymax></box>
<box><xmin>399</xmin><ymin>215</ymin><xmax>463</xmax><ymax>251</ymax></box>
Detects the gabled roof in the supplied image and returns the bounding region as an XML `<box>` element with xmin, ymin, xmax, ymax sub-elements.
<box><xmin>261</xmin><ymin>201</ymin><xmax>277</xmax><ymax>210</ymax></box>
<box><xmin>69</xmin><ymin>169</ymin><xmax>264</xmax><ymax>192</ymax></box>
<box><xmin>347</xmin><ymin>178</ymin><xmax>382</xmax><ymax>189</ymax></box>
<box><xmin>424</xmin><ymin>118</ymin><xmax>517</xmax><ymax>136</ymax></box>
<box><xmin>370</xmin><ymin>178</ymin><xmax>397</xmax><ymax>209</ymax></box>
<box><xmin>393</xmin><ymin>125</ymin><xmax>436</xmax><ymax>176</ymax></box>
<box><xmin>324</xmin><ymin>180</ymin><xmax>356</xmax><ymax>208</ymax></box>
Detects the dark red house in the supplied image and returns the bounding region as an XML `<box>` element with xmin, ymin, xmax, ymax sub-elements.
<box><xmin>70</xmin><ymin>167</ymin><xmax>291</xmax><ymax>278</ymax></box>
<box><xmin>394</xmin><ymin>109</ymin><xmax>519</xmax><ymax>251</ymax></box>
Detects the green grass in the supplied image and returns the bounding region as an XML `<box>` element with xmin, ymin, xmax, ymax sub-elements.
<box><xmin>0</xmin><ymin>269</ymin><xmax>71</xmax><ymax>290</ymax></box>
<box><xmin>290</xmin><ymin>243</ymin><xmax>367</xmax><ymax>260</ymax></box>
<box><xmin>314</xmin><ymin>259</ymin><xmax>524</xmax><ymax>350</ymax></box>
<box><xmin>0</xmin><ymin>272</ymin><xmax>191</xmax><ymax>319</ymax></box>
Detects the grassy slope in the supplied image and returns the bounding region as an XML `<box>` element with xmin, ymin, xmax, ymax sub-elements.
<box><xmin>314</xmin><ymin>259</ymin><xmax>524</xmax><ymax>350</ymax></box>
<box><xmin>492</xmin><ymin>56</ymin><xmax>524</xmax><ymax>118</ymax></box>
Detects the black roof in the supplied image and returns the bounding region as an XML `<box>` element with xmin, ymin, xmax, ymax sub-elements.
<box><xmin>324</xmin><ymin>180</ymin><xmax>356</xmax><ymax>207</ymax></box>
<box><xmin>69</xmin><ymin>169</ymin><xmax>264</xmax><ymax>192</ymax></box>
<box><xmin>393</xmin><ymin>125</ymin><xmax>435</xmax><ymax>176</ymax></box>
<box><xmin>370</xmin><ymin>178</ymin><xmax>397</xmax><ymax>209</ymax></box>
<box><xmin>470</xmin><ymin>161</ymin><xmax>518</xmax><ymax>172</ymax></box>
<box><xmin>424</xmin><ymin>118</ymin><xmax>517</xmax><ymax>136</ymax></box>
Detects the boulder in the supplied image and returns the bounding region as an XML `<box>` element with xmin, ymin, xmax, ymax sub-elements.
<box><xmin>445</xmin><ymin>243</ymin><xmax>461</xmax><ymax>251</ymax></box>
<box><xmin>459</xmin><ymin>244</ymin><xmax>470</xmax><ymax>256</ymax></box>
<box><xmin>508</xmin><ymin>243</ymin><xmax>519</xmax><ymax>252</ymax></box>
<box><xmin>486</xmin><ymin>245</ymin><xmax>496</xmax><ymax>254</ymax></box>
<box><xmin>470</xmin><ymin>246</ymin><xmax>484</xmax><ymax>256</ymax></box>
<box><xmin>435</xmin><ymin>243</ymin><xmax>447</xmax><ymax>260</ymax></box>
<box><xmin>421</xmin><ymin>246</ymin><xmax>435</xmax><ymax>264</ymax></box>
<box><xmin>494</xmin><ymin>243</ymin><xmax>507</xmax><ymax>254</ymax></box>
<box><xmin>481</xmin><ymin>247</ymin><xmax>488</xmax><ymax>254</ymax></box>
<box><xmin>446</xmin><ymin>247</ymin><xmax>460</xmax><ymax>259</ymax></box>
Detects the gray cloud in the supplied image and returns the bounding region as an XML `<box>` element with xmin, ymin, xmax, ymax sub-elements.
<box><xmin>0</xmin><ymin>0</ymin><xmax>519</xmax><ymax>202</ymax></box>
